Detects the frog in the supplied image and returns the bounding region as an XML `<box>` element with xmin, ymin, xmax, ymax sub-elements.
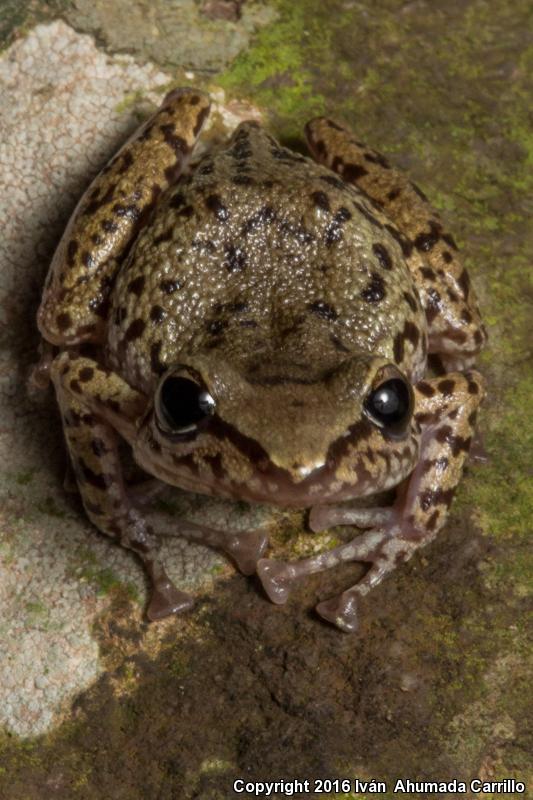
<box><xmin>36</xmin><ymin>87</ymin><xmax>487</xmax><ymax>631</ymax></box>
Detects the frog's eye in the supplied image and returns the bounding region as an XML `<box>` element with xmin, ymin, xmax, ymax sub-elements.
<box><xmin>155</xmin><ymin>374</ymin><xmax>215</xmax><ymax>436</ymax></box>
<box><xmin>363</xmin><ymin>377</ymin><xmax>413</xmax><ymax>437</ymax></box>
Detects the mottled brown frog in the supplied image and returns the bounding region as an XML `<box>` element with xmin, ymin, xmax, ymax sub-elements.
<box><xmin>36</xmin><ymin>88</ymin><xmax>486</xmax><ymax>631</ymax></box>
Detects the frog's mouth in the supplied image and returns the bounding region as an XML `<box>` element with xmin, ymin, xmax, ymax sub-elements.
<box><xmin>135</xmin><ymin>411</ymin><xmax>419</xmax><ymax>508</ymax></box>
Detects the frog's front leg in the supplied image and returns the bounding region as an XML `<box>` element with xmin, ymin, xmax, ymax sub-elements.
<box><xmin>257</xmin><ymin>371</ymin><xmax>485</xmax><ymax>632</ymax></box>
<box><xmin>51</xmin><ymin>353</ymin><xmax>268</xmax><ymax>620</ymax></box>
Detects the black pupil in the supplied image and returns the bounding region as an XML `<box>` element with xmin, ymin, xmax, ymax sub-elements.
<box><xmin>365</xmin><ymin>378</ymin><xmax>410</xmax><ymax>428</ymax></box>
<box><xmin>159</xmin><ymin>376</ymin><xmax>213</xmax><ymax>431</ymax></box>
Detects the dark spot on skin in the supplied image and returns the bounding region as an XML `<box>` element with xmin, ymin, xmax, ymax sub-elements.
<box><xmin>436</xmin><ymin>424</ymin><xmax>453</xmax><ymax>444</ymax></box>
<box><xmin>84</xmin><ymin>501</ymin><xmax>104</xmax><ymax>516</ymax></box>
<box><xmin>228</xmin><ymin>301</ymin><xmax>248</xmax><ymax>313</ymax></box>
<box><xmin>79</xmin><ymin>366</ymin><xmax>94</xmax><ymax>383</ymax></box>
<box><xmin>193</xmin><ymin>105</ymin><xmax>210</xmax><ymax>137</ymax></box>
<box><xmin>447</xmin><ymin>289</ymin><xmax>459</xmax><ymax>303</ymax></box>
<box><xmin>387</xmin><ymin>187</ymin><xmax>401</xmax><ymax>202</ymax></box>
<box><xmin>420</xmin><ymin>267</ymin><xmax>437</xmax><ymax>281</ymax></box>
<box><xmin>414</xmin><ymin>220</ymin><xmax>442</xmax><ymax>252</ymax></box>
<box><xmin>342</xmin><ymin>163</ymin><xmax>369</xmax><ymax>182</ymax></box>
<box><xmin>373</xmin><ymin>242</ymin><xmax>393</xmax><ymax>270</ymax></box>
<box><xmin>125</xmin><ymin>318</ymin><xmax>145</xmax><ymax>342</ymax></box>
<box><xmin>169</xmin><ymin>193</ymin><xmax>185</xmax><ymax>209</ymax></box>
<box><xmin>112</xmin><ymin>204</ymin><xmax>141</xmax><ymax>222</ymax></box>
<box><xmin>425</xmin><ymin>287</ymin><xmax>442</xmax><ymax>323</ymax></box>
<box><xmin>101</xmin><ymin>219</ymin><xmax>118</xmax><ymax>234</ymax></box>
<box><xmin>330</xmin><ymin>333</ymin><xmax>351</xmax><ymax>353</ymax></box>
<box><xmin>448</xmin><ymin>408</ymin><xmax>460</xmax><ymax>420</ymax></box>
<box><xmin>442</xmin><ymin>251</ymin><xmax>453</xmax><ymax>263</ymax></box>
<box><xmin>224</xmin><ymin>244</ymin><xmax>247</xmax><ymax>273</ymax></box>
<box><xmin>279</xmin><ymin>221</ymin><xmax>315</xmax><ymax>245</ymax></box>
<box><xmin>311</xmin><ymin>191</ymin><xmax>331</xmax><ymax>211</ymax></box>
<box><xmin>67</xmin><ymin>240</ymin><xmax>78</xmax><ymax>266</ymax></box>
<box><xmin>474</xmin><ymin>329</ymin><xmax>484</xmax><ymax>346</ymax></box>
<box><xmin>77</xmin><ymin>458</ymin><xmax>112</xmax><ymax>490</ymax></box>
<box><xmin>91</xmin><ymin>438</ymin><xmax>108</xmax><ymax>457</ymax></box>
<box><xmin>198</xmin><ymin>162</ymin><xmax>214</xmax><ymax>176</ymax></box>
<box><xmin>417</xmin><ymin>381</ymin><xmax>436</xmax><ymax>398</ymax></box>
<box><xmin>205</xmin><ymin>194</ymin><xmax>229</xmax><ymax>222</ymax></box>
<box><xmin>363</xmin><ymin>151</ymin><xmax>390</xmax><ymax>168</ymax></box>
<box><xmin>56</xmin><ymin>312</ymin><xmax>72</xmax><ymax>331</ymax></box>
<box><xmin>403</xmin><ymin>291</ymin><xmax>418</xmax><ymax>312</ymax></box>
<box><xmin>419</xmin><ymin>487</ymin><xmax>455</xmax><ymax>513</ymax></box>
<box><xmin>233</xmin><ymin>174</ymin><xmax>254</xmax><ymax>186</ymax></box>
<box><xmin>191</xmin><ymin>237</ymin><xmax>216</xmax><ymax>253</ymax></box>
<box><xmin>393</xmin><ymin>331</ymin><xmax>405</xmax><ymax>363</ymax></box>
<box><xmin>468</xmin><ymin>378</ymin><xmax>479</xmax><ymax>395</ymax></box>
<box><xmin>242</xmin><ymin>205</ymin><xmax>276</xmax><ymax>235</ymax></box>
<box><xmin>150</xmin><ymin>341</ymin><xmax>166</xmax><ymax>375</ymax></box>
<box><xmin>427</xmin><ymin>510</ymin><xmax>440</xmax><ymax>531</ymax></box>
<box><xmin>150</xmin><ymin>305</ymin><xmax>166</xmax><ymax>324</ymax></box>
<box><xmin>82</xmin><ymin>251</ymin><xmax>95</xmax><ymax>269</ymax></box>
<box><xmin>461</xmin><ymin>309</ymin><xmax>473</xmax><ymax>324</ymax></box>
<box><xmin>69</xmin><ymin>379</ymin><xmax>81</xmax><ymax>393</ymax></box>
<box><xmin>403</xmin><ymin>320</ymin><xmax>420</xmax><ymax>348</ymax></box>
<box><xmin>107</xmin><ymin>399</ymin><xmax>121</xmax><ymax>414</ymax></box>
<box><xmin>159</xmin><ymin>124</ymin><xmax>188</xmax><ymax>157</ymax></box>
<box><xmin>208</xmin><ymin>319</ymin><xmax>226</xmax><ymax>335</ymax></box>
<box><xmin>319</xmin><ymin>174</ymin><xmax>345</xmax><ymax>191</ymax></box>
<box><xmin>324</xmin><ymin>208</ymin><xmax>351</xmax><ymax>247</ymax></box>
<box><xmin>457</xmin><ymin>269</ymin><xmax>471</xmax><ymax>299</ymax></box>
<box><xmin>160</xmin><ymin>279</ymin><xmax>181</xmax><ymax>295</ymax></box>
<box><xmin>415</xmin><ymin>411</ymin><xmax>435</xmax><ymax>426</ymax></box>
<box><xmin>127</xmin><ymin>275</ymin><xmax>145</xmax><ymax>296</ymax></box>
<box><xmin>153</xmin><ymin>228</ymin><xmax>175</xmax><ymax>245</ymax></box>
<box><xmin>468</xmin><ymin>410</ymin><xmax>478</xmax><ymax>427</ymax></box>
<box><xmin>438</xmin><ymin>379</ymin><xmax>455</xmax><ymax>397</ymax></box>
<box><xmin>360</xmin><ymin>272</ymin><xmax>386</xmax><ymax>303</ymax></box>
<box><xmin>444</xmin><ymin>328</ymin><xmax>468</xmax><ymax>344</ymax></box>
<box><xmin>308</xmin><ymin>300</ymin><xmax>338</xmax><ymax>321</ymax></box>
<box><xmin>117</xmin><ymin>151</ymin><xmax>134</xmax><ymax>174</ymax></box>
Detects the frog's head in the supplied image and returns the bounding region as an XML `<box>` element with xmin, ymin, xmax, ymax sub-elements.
<box><xmin>134</xmin><ymin>354</ymin><xmax>420</xmax><ymax>507</ymax></box>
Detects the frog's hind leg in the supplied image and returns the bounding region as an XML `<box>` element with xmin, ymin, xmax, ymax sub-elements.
<box><xmin>50</xmin><ymin>353</ymin><xmax>195</xmax><ymax>620</ymax></box>
<box><xmin>305</xmin><ymin>118</ymin><xmax>487</xmax><ymax>372</ymax></box>
<box><xmin>50</xmin><ymin>352</ymin><xmax>269</xmax><ymax>618</ymax></box>
<box><xmin>257</xmin><ymin>371</ymin><xmax>485</xmax><ymax>632</ymax></box>
<box><xmin>38</xmin><ymin>88</ymin><xmax>211</xmax><ymax>348</ymax></box>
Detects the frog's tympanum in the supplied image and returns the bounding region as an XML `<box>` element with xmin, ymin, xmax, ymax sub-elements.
<box><xmin>37</xmin><ymin>89</ymin><xmax>487</xmax><ymax>631</ymax></box>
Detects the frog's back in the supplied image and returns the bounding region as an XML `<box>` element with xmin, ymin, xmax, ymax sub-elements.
<box><xmin>108</xmin><ymin>122</ymin><xmax>426</xmax><ymax>390</ymax></box>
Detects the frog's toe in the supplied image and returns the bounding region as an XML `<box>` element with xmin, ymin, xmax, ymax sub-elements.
<box><xmin>226</xmin><ymin>530</ymin><xmax>269</xmax><ymax>575</ymax></box>
<box><xmin>257</xmin><ymin>558</ymin><xmax>293</xmax><ymax>604</ymax></box>
<box><xmin>147</xmin><ymin>580</ymin><xmax>194</xmax><ymax>621</ymax></box>
<box><xmin>316</xmin><ymin>590</ymin><xmax>359</xmax><ymax>633</ymax></box>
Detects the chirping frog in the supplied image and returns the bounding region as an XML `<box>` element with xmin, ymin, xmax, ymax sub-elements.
<box><xmin>36</xmin><ymin>88</ymin><xmax>486</xmax><ymax>631</ymax></box>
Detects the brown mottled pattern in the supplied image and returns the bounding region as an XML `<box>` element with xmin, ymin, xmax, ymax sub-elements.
<box><xmin>38</xmin><ymin>88</ymin><xmax>211</xmax><ymax>346</ymax></box>
<box><xmin>107</xmin><ymin>120</ymin><xmax>427</xmax><ymax>392</ymax></box>
<box><xmin>305</xmin><ymin>117</ymin><xmax>487</xmax><ymax>366</ymax></box>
